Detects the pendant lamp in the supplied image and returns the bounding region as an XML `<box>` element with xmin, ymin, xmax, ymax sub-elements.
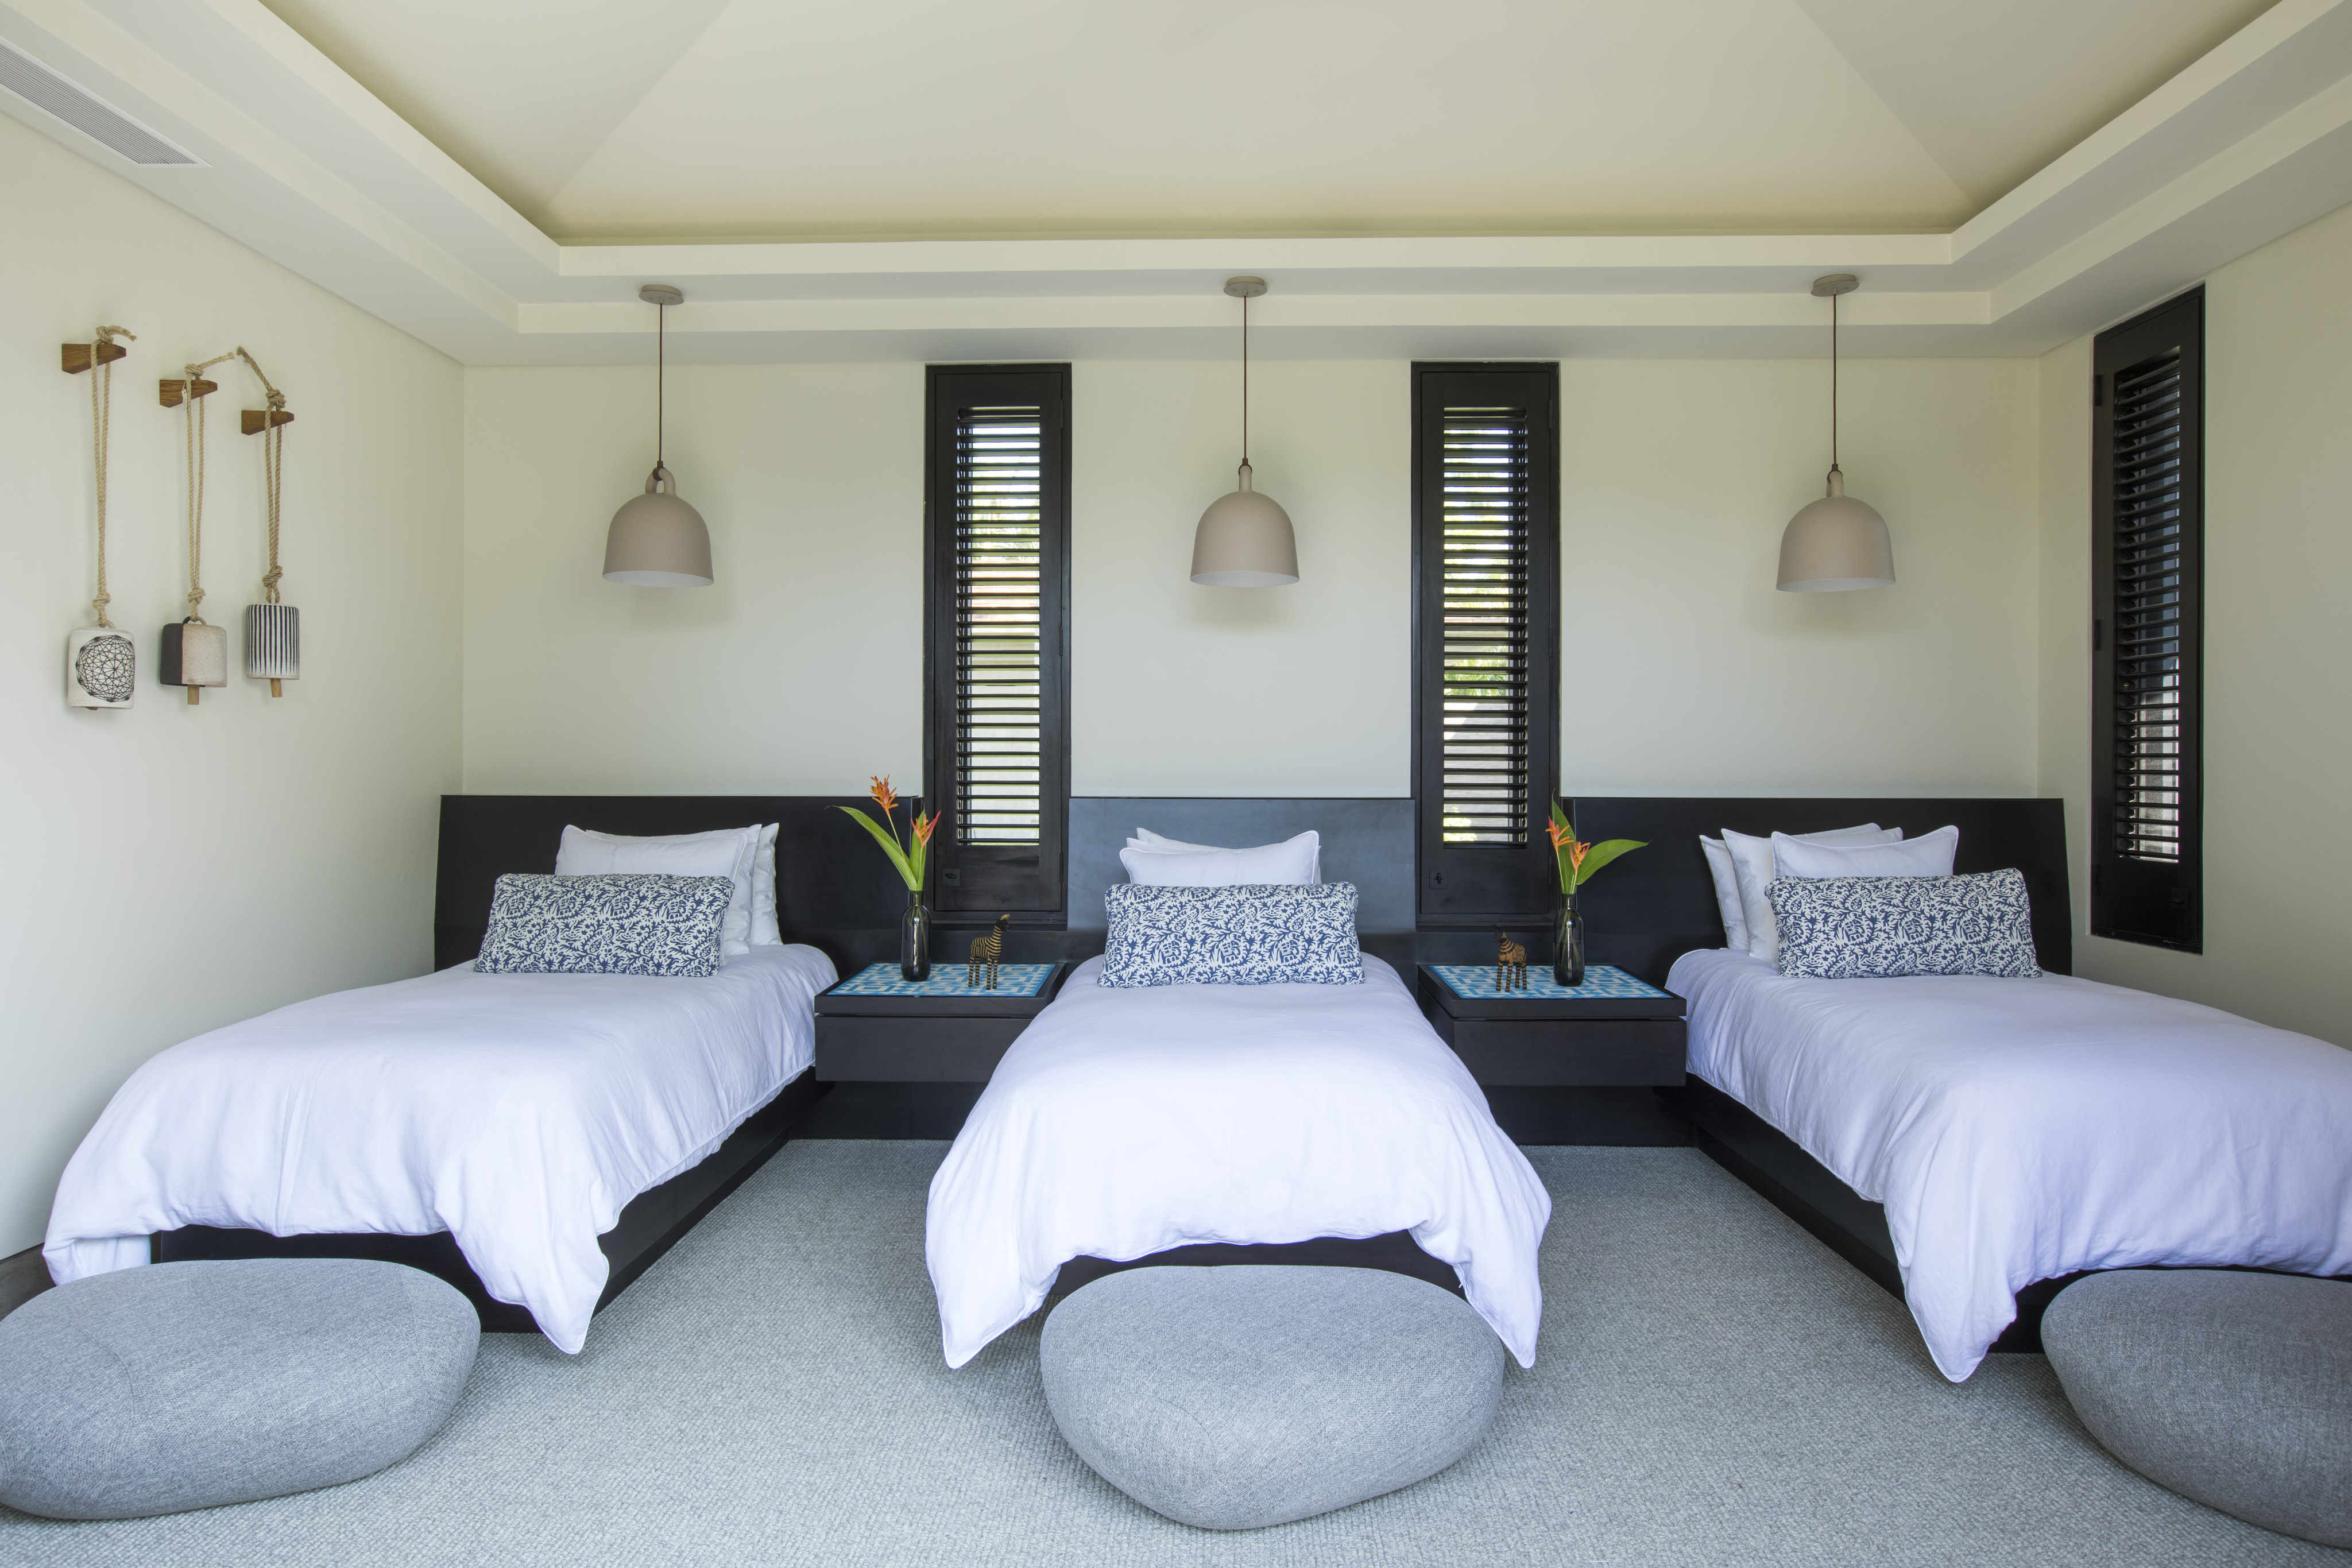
<box><xmin>603</xmin><ymin>284</ymin><xmax>713</xmax><ymax>587</ymax></box>
<box><xmin>1191</xmin><ymin>276</ymin><xmax>1298</xmax><ymax>586</ymax></box>
<box><xmin>1777</xmin><ymin>273</ymin><xmax>1895</xmax><ymax>593</ymax></box>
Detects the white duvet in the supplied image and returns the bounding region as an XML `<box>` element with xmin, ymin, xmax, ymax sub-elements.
<box><xmin>46</xmin><ymin>944</ymin><xmax>834</xmax><ymax>1353</ymax></box>
<box><xmin>1671</xmin><ymin>947</ymin><xmax>2352</xmax><ymax>1380</ymax></box>
<box><xmin>926</xmin><ymin>955</ymin><xmax>1552</xmax><ymax>1369</ymax></box>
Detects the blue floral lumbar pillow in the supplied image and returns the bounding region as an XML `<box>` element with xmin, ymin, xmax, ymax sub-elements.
<box><xmin>1770</xmin><ymin>868</ymin><xmax>2042</xmax><ymax>980</ymax></box>
<box><xmin>475</xmin><ymin>873</ymin><xmax>733</xmax><ymax>978</ymax></box>
<box><xmin>1099</xmin><ymin>882</ymin><xmax>1364</xmax><ymax>987</ymax></box>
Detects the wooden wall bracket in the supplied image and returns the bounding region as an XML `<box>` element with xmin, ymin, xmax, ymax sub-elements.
<box><xmin>61</xmin><ymin>342</ymin><xmax>129</xmax><ymax>375</ymax></box>
<box><xmin>240</xmin><ymin>408</ymin><xmax>293</xmax><ymax>435</ymax></box>
<box><xmin>158</xmin><ymin>378</ymin><xmax>218</xmax><ymax>408</ymax></box>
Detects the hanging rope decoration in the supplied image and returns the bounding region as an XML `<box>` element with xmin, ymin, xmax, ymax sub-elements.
<box><xmin>160</xmin><ymin>355</ymin><xmax>232</xmax><ymax>704</ymax></box>
<box><xmin>234</xmin><ymin>349</ymin><xmax>297</xmax><ymax>695</ymax></box>
<box><xmin>64</xmin><ymin>326</ymin><xmax>138</xmax><ymax>708</ymax></box>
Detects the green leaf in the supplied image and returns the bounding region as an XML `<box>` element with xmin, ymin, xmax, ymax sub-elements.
<box><xmin>837</xmin><ymin>806</ymin><xmax>918</xmax><ymax>889</ymax></box>
<box><xmin>1549</xmin><ymin>798</ymin><xmax>1572</xmax><ymax>833</ymax></box>
<box><xmin>1571</xmin><ymin>838</ymin><xmax>1647</xmax><ymax>886</ymax></box>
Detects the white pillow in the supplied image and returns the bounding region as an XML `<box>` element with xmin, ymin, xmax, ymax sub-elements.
<box><xmin>1699</xmin><ymin>837</ymin><xmax>1748</xmax><ymax>951</ymax></box>
<box><xmin>1125</xmin><ymin>827</ymin><xmax>1323</xmax><ymax>881</ymax></box>
<box><xmin>1129</xmin><ymin>828</ymin><xmax>1221</xmax><ymax>853</ymax></box>
<box><xmin>750</xmin><ymin>823</ymin><xmax>780</xmax><ymax>946</ymax></box>
<box><xmin>1772</xmin><ymin>824</ymin><xmax>1958</xmax><ymax>881</ymax></box>
<box><xmin>1723</xmin><ymin>823</ymin><xmax>1900</xmax><ymax>969</ymax></box>
<box><xmin>1119</xmin><ymin>830</ymin><xmax>1321</xmax><ymax>888</ymax></box>
<box><xmin>555</xmin><ymin>824</ymin><xmax>758</xmax><ymax>957</ymax></box>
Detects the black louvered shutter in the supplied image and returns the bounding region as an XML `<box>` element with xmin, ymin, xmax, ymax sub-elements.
<box><xmin>924</xmin><ymin>366</ymin><xmax>1070</xmax><ymax>918</ymax></box>
<box><xmin>2091</xmin><ymin>289</ymin><xmax>2202</xmax><ymax>950</ymax></box>
<box><xmin>1412</xmin><ymin>363</ymin><xmax>1560</xmax><ymax>926</ymax></box>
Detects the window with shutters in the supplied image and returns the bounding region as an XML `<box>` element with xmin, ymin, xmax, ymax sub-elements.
<box><xmin>924</xmin><ymin>365</ymin><xmax>1070</xmax><ymax>920</ymax></box>
<box><xmin>1411</xmin><ymin>363</ymin><xmax>1561</xmax><ymax>926</ymax></box>
<box><xmin>2092</xmin><ymin>289</ymin><xmax>2203</xmax><ymax>950</ymax></box>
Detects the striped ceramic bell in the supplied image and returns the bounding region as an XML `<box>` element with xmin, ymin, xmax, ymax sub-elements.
<box><xmin>245</xmin><ymin>602</ymin><xmax>298</xmax><ymax>694</ymax></box>
<box><xmin>66</xmin><ymin>626</ymin><xmax>135</xmax><ymax>708</ymax></box>
<box><xmin>160</xmin><ymin>618</ymin><xmax>227</xmax><ymax>704</ymax></box>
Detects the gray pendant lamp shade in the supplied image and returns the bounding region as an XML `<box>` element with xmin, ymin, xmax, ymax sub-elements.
<box><xmin>604</xmin><ymin>284</ymin><xmax>713</xmax><ymax>587</ymax></box>
<box><xmin>1777</xmin><ymin>274</ymin><xmax>1894</xmax><ymax>593</ymax></box>
<box><xmin>1192</xmin><ymin>276</ymin><xmax>1298</xmax><ymax>586</ymax></box>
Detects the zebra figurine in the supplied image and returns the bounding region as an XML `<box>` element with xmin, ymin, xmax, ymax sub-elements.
<box><xmin>1494</xmin><ymin>928</ymin><xmax>1528</xmax><ymax>992</ymax></box>
<box><xmin>969</xmin><ymin>913</ymin><xmax>1012</xmax><ymax>990</ymax></box>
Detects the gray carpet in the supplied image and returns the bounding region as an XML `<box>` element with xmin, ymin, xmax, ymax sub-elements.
<box><xmin>3</xmin><ymin>1143</ymin><xmax>2340</xmax><ymax>1566</ymax></box>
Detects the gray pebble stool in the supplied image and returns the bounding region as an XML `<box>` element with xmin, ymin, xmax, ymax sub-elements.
<box><xmin>2043</xmin><ymin>1269</ymin><xmax>2352</xmax><ymax>1547</ymax></box>
<box><xmin>1041</xmin><ymin>1265</ymin><xmax>1504</xmax><ymax>1531</ymax></box>
<box><xmin>0</xmin><ymin>1257</ymin><xmax>479</xmax><ymax>1520</ymax></box>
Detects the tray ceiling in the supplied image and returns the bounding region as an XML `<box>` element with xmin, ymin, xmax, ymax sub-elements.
<box><xmin>3</xmin><ymin>0</ymin><xmax>2347</xmax><ymax>363</ymax></box>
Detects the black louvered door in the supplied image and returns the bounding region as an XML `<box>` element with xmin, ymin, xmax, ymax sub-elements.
<box><xmin>2092</xmin><ymin>289</ymin><xmax>2203</xmax><ymax>950</ymax></box>
<box><xmin>1412</xmin><ymin>363</ymin><xmax>1560</xmax><ymax>926</ymax></box>
<box><xmin>924</xmin><ymin>366</ymin><xmax>1070</xmax><ymax>917</ymax></box>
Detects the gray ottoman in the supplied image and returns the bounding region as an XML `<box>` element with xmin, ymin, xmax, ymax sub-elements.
<box><xmin>0</xmin><ymin>1257</ymin><xmax>479</xmax><ymax>1520</ymax></box>
<box><xmin>1040</xmin><ymin>1265</ymin><xmax>1503</xmax><ymax>1531</ymax></box>
<box><xmin>2044</xmin><ymin>1269</ymin><xmax>2352</xmax><ymax>1546</ymax></box>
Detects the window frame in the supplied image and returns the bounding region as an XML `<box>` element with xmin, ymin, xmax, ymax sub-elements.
<box><xmin>1409</xmin><ymin>361</ymin><xmax>1563</xmax><ymax>928</ymax></box>
<box><xmin>2090</xmin><ymin>288</ymin><xmax>2204</xmax><ymax>951</ymax></box>
<box><xmin>922</xmin><ymin>363</ymin><xmax>1072</xmax><ymax>924</ymax></box>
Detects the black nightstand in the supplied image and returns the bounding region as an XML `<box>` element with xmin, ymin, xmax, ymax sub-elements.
<box><xmin>1415</xmin><ymin>963</ymin><xmax>1686</xmax><ymax>1087</ymax></box>
<box><xmin>814</xmin><ymin>962</ymin><xmax>1073</xmax><ymax>1083</ymax></box>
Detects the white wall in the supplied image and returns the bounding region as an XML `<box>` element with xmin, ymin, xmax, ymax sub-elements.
<box><xmin>464</xmin><ymin>355</ymin><xmax>2042</xmax><ymax>803</ymax></box>
<box><xmin>2038</xmin><ymin>202</ymin><xmax>2352</xmax><ymax>1047</ymax></box>
<box><xmin>1</xmin><ymin>116</ymin><xmax>464</xmax><ymax>1256</ymax></box>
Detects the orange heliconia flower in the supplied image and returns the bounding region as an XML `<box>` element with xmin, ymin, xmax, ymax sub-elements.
<box><xmin>1546</xmin><ymin>818</ymin><xmax>1591</xmax><ymax>872</ymax></box>
<box><xmin>912</xmin><ymin>811</ymin><xmax>939</xmax><ymax>846</ymax></box>
<box><xmin>868</xmin><ymin>775</ymin><xmax>899</xmax><ymax>812</ymax></box>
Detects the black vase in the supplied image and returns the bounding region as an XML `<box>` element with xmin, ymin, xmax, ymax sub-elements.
<box><xmin>900</xmin><ymin>891</ymin><xmax>932</xmax><ymax>982</ymax></box>
<box><xmin>1553</xmin><ymin>897</ymin><xmax>1586</xmax><ymax>988</ymax></box>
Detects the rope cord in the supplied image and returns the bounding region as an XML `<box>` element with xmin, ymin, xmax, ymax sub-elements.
<box><xmin>261</xmin><ymin>419</ymin><xmax>285</xmax><ymax>603</ymax></box>
<box><xmin>1830</xmin><ymin>289</ymin><xmax>1840</xmax><ymax>474</ymax></box>
<box><xmin>183</xmin><ymin>368</ymin><xmax>207</xmax><ymax>622</ymax></box>
<box><xmin>232</xmin><ymin>348</ymin><xmax>288</xmax><ymax>600</ymax></box>
<box><xmin>656</xmin><ymin>301</ymin><xmax>666</xmax><ymax>470</ymax></box>
<box><xmin>87</xmin><ymin>327</ymin><xmax>132</xmax><ymax>626</ymax></box>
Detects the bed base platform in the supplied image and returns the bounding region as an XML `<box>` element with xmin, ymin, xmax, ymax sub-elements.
<box><xmin>152</xmin><ymin>1068</ymin><xmax>831</xmax><ymax>1334</ymax></box>
<box><xmin>1050</xmin><ymin>1231</ymin><xmax>1463</xmax><ymax>1299</ymax></box>
<box><xmin>1664</xmin><ymin>1078</ymin><xmax>2069</xmax><ymax>1352</ymax></box>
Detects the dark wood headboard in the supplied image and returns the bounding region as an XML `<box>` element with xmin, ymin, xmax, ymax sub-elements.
<box><xmin>1565</xmin><ymin>797</ymin><xmax>2072</xmax><ymax>984</ymax></box>
<box><xmin>433</xmin><ymin>796</ymin><xmax>916</xmax><ymax>973</ymax></box>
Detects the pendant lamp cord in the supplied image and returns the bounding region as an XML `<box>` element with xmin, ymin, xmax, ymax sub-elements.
<box><xmin>88</xmin><ymin>326</ymin><xmax>132</xmax><ymax>627</ymax></box>
<box><xmin>1830</xmin><ymin>289</ymin><xmax>1840</xmax><ymax>475</ymax></box>
<box><xmin>656</xmin><ymin>301</ymin><xmax>666</xmax><ymax>471</ymax></box>
<box><xmin>1240</xmin><ymin>290</ymin><xmax>1250</xmax><ymax>467</ymax></box>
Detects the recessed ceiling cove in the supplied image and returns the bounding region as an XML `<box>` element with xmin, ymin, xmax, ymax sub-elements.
<box><xmin>258</xmin><ymin>0</ymin><xmax>2269</xmax><ymax>244</ymax></box>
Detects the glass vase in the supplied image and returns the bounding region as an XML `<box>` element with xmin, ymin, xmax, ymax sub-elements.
<box><xmin>1553</xmin><ymin>896</ymin><xmax>1586</xmax><ymax>989</ymax></box>
<box><xmin>900</xmin><ymin>890</ymin><xmax>932</xmax><ymax>982</ymax></box>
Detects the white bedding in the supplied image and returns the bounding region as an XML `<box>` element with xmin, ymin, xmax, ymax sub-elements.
<box><xmin>45</xmin><ymin>944</ymin><xmax>835</xmax><ymax>1353</ymax></box>
<box><xmin>1671</xmin><ymin>947</ymin><xmax>2352</xmax><ymax>1380</ymax></box>
<box><xmin>925</xmin><ymin>955</ymin><xmax>1552</xmax><ymax>1369</ymax></box>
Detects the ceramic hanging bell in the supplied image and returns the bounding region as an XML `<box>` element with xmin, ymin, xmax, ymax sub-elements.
<box><xmin>160</xmin><ymin>619</ymin><xmax>227</xmax><ymax>703</ymax></box>
<box><xmin>66</xmin><ymin>626</ymin><xmax>136</xmax><ymax>708</ymax></box>
<box><xmin>244</xmin><ymin>602</ymin><xmax>298</xmax><ymax>690</ymax></box>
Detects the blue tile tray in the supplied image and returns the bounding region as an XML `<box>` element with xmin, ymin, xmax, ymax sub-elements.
<box><xmin>830</xmin><ymin>962</ymin><xmax>1059</xmax><ymax>999</ymax></box>
<box><xmin>1429</xmin><ymin>964</ymin><xmax>1671</xmax><ymax>1001</ymax></box>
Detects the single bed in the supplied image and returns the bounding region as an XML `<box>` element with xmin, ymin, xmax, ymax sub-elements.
<box><xmin>44</xmin><ymin>794</ymin><xmax>915</xmax><ymax>1348</ymax></box>
<box><xmin>48</xmin><ymin>946</ymin><xmax>833</xmax><ymax>1353</ymax></box>
<box><xmin>1568</xmin><ymin>795</ymin><xmax>2352</xmax><ymax>1380</ymax></box>
<box><xmin>1668</xmin><ymin>947</ymin><xmax>2352</xmax><ymax>1380</ymax></box>
<box><xmin>925</xmin><ymin>951</ymin><xmax>1553</xmax><ymax>1370</ymax></box>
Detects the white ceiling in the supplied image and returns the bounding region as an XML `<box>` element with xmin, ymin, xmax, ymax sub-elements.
<box><xmin>258</xmin><ymin>0</ymin><xmax>2273</xmax><ymax>242</ymax></box>
<box><xmin>4</xmin><ymin>0</ymin><xmax>2350</xmax><ymax>363</ymax></box>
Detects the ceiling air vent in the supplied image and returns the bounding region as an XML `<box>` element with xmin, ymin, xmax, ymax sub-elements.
<box><xmin>0</xmin><ymin>38</ymin><xmax>200</xmax><ymax>166</ymax></box>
